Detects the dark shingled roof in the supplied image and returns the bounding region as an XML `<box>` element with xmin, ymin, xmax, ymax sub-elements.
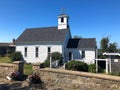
<box><xmin>67</xmin><ymin>38</ymin><xmax>96</xmax><ymax>49</ymax></box>
<box><xmin>0</xmin><ymin>43</ymin><xmax>11</xmax><ymax>47</ymax></box>
<box><xmin>16</xmin><ymin>26</ymin><xmax>69</xmax><ymax>43</ymax></box>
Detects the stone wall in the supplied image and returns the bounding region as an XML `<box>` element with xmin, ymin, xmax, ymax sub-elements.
<box><xmin>32</xmin><ymin>63</ymin><xmax>40</xmax><ymax>71</ymax></box>
<box><xmin>35</xmin><ymin>68</ymin><xmax>120</xmax><ymax>90</ymax></box>
<box><xmin>0</xmin><ymin>61</ymin><xmax>24</xmax><ymax>77</ymax></box>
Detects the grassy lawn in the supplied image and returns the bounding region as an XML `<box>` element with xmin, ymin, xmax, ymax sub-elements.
<box><xmin>0</xmin><ymin>56</ymin><xmax>11</xmax><ymax>63</ymax></box>
<box><xmin>24</xmin><ymin>63</ymin><xmax>32</xmax><ymax>75</ymax></box>
<box><xmin>0</xmin><ymin>56</ymin><xmax>32</xmax><ymax>75</ymax></box>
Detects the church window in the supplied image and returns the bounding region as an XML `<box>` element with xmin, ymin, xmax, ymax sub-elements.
<box><xmin>35</xmin><ymin>47</ymin><xmax>39</xmax><ymax>57</ymax></box>
<box><xmin>48</xmin><ymin>47</ymin><xmax>51</xmax><ymax>56</ymax></box>
<box><xmin>82</xmin><ymin>50</ymin><xmax>85</xmax><ymax>58</ymax></box>
<box><xmin>24</xmin><ymin>47</ymin><xmax>27</xmax><ymax>57</ymax></box>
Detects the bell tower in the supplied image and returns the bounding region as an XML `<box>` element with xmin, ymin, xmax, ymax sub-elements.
<box><xmin>58</xmin><ymin>14</ymin><xmax>69</xmax><ymax>30</ymax></box>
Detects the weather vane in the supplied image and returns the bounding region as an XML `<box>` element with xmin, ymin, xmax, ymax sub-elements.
<box><xmin>61</xmin><ymin>8</ymin><xmax>66</xmax><ymax>14</ymax></box>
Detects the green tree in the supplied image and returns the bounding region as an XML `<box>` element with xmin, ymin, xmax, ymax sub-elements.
<box><xmin>73</xmin><ymin>35</ymin><xmax>82</xmax><ymax>39</ymax></box>
<box><xmin>108</xmin><ymin>42</ymin><xmax>118</xmax><ymax>52</ymax></box>
<box><xmin>98</xmin><ymin>36</ymin><xmax>118</xmax><ymax>58</ymax></box>
<box><xmin>100</xmin><ymin>36</ymin><xmax>109</xmax><ymax>52</ymax></box>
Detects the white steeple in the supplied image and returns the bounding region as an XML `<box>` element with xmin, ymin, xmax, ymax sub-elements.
<box><xmin>58</xmin><ymin>14</ymin><xmax>69</xmax><ymax>30</ymax></box>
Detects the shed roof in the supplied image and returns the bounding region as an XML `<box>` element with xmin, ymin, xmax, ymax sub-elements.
<box><xmin>67</xmin><ymin>38</ymin><xmax>96</xmax><ymax>49</ymax></box>
<box><xmin>0</xmin><ymin>43</ymin><xmax>11</xmax><ymax>47</ymax></box>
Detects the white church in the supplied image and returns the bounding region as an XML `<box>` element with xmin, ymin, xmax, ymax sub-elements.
<box><xmin>15</xmin><ymin>14</ymin><xmax>97</xmax><ymax>64</ymax></box>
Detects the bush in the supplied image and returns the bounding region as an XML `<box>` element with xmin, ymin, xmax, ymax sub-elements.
<box><xmin>110</xmin><ymin>72</ymin><xmax>120</xmax><ymax>76</ymax></box>
<box><xmin>7</xmin><ymin>48</ymin><xmax>15</xmax><ymax>55</ymax></box>
<box><xmin>66</xmin><ymin>60</ymin><xmax>88</xmax><ymax>72</ymax></box>
<box><xmin>47</xmin><ymin>52</ymin><xmax>63</xmax><ymax>64</ymax></box>
<box><xmin>41</xmin><ymin>52</ymin><xmax>63</xmax><ymax>68</ymax></box>
<box><xmin>51</xmin><ymin>52</ymin><xmax>63</xmax><ymax>65</ymax></box>
<box><xmin>10</xmin><ymin>52</ymin><xmax>22</xmax><ymax>62</ymax></box>
<box><xmin>40</xmin><ymin>59</ymin><xmax>50</xmax><ymax>68</ymax></box>
<box><xmin>88</xmin><ymin>64</ymin><xmax>96</xmax><ymax>73</ymax></box>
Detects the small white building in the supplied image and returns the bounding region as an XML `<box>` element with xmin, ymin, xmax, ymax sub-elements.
<box><xmin>15</xmin><ymin>14</ymin><xmax>96</xmax><ymax>64</ymax></box>
<box><xmin>67</xmin><ymin>38</ymin><xmax>96</xmax><ymax>64</ymax></box>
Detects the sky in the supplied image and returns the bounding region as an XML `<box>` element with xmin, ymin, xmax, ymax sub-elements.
<box><xmin>0</xmin><ymin>0</ymin><xmax>120</xmax><ymax>48</ymax></box>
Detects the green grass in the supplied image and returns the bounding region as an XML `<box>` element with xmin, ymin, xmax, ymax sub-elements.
<box><xmin>0</xmin><ymin>56</ymin><xmax>11</xmax><ymax>63</ymax></box>
<box><xmin>0</xmin><ymin>56</ymin><xmax>33</xmax><ymax>75</ymax></box>
<box><xmin>24</xmin><ymin>63</ymin><xmax>33</xmax><ymax>75</ymax></box>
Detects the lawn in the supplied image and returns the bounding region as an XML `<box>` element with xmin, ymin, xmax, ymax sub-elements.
<box><xmin>0</xmin><ymin>56</ymin><xmax>11</xmax><ymax>63</ymax></box>
<box><xmin>24</xmin><ymin>63</ymin><xmax>32</xmax><ymax>75</ymax></box>
<box><xmin>0</xmin><ymin>56</ymin><xmax>32</xmax><ymax>75</ymax></box>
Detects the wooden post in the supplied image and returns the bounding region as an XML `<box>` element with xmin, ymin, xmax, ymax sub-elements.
<box><xmin>64</xmin><ymin>63</ymin><xmax>66</xmax><ymax>70</ymax></box>
<box><xmin>109</xmin><ymin>56</ymin><xmax>112</xmax><ymax>73</ymax></box>
<box><xmin>96</xmin><ymin>59</ymin><xmax>98</xmax><ymax>73</ymax></box>
<box><xmin>50</xmin><ymin>55</ymin><xmax>52</xmax><ymax>68</ymax></box>
<box><xmin>106</xmin><ymin>59</ymin><xmax>108</xmax><ymax>73</ymax></box>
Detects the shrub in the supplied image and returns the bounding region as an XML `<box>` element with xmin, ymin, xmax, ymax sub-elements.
<box><xmin>42</xmin><ymin>52</ymin><xmax>63</xmax><ymax>68</ymax></box>
<box><xmin>7</xmin><ymin>48</ymin><xmax>15</xmax><ymax>55</ymax></box>
<box><xmin>51</xmin><ymin>52</ymin><xmax>63</xmax><ymax>65</ymax></box>
<box><xmin>110</xmin><ymin>72</ymin><xmax>120</xmax><ymax>76</ymax></box>
<box><xmin>40</xmin><ymin>59</ymin><xmax>50</xmax><ymax>68</ymax></box>
<box><xmin>47</xmin><ymin>52</ymin><xmax>63</xmax><ymax>63</ymax></box>
<box><xmin>88</xmin><ymin>64</ymin><xmax>96</xmax><ymax>73</ymax></box>
<box><xmin>66</xmin><ymin>60</ymin><xmax>88</xmax><ymax>72</ymax></box>
<box><xmin>10</xmin><ymin>52</ymin><xmax>22</xmax><ymax>62</ymax></box>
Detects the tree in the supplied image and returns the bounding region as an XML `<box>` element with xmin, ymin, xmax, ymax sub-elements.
<box><xmin>98</xmin><ymin>36</ymin><xmax>118</xmax><ymax>58</ymax></box>
<box><xmin>73</xmin><ymin>35</ymin><xmax>82</xmax><ymax>39</ymax></box>
<box><xmin>100</xmin><ymin>36</ymin><xmax>109</xmax><ymax>52</ymax></box>
<box><xmin>108</xmin><ymin>42</ymin><xmax>118</xmax><ymax>52</ymax></box>
<box><xmin>100</xmin><ymin>36</ymin><xmax>118</xmax><ymax>53</ymax></box>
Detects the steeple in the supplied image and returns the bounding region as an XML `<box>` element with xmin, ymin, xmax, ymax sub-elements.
<box><xmin>58</xmin><ymin>14</ymin><xmax>69</xmax><ymax>30</ymax></box>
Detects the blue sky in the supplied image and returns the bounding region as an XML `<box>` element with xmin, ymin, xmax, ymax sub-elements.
<box><xmin>0</xmin><ymin>0</ymin><xmax>120</xmax><ymax>48</ymax></box>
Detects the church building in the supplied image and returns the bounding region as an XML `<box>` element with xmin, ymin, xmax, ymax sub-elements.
<box><xmin>15</xmin><ymin>14</ymin><xmax>96</xmax><ymax>64</ymax></box>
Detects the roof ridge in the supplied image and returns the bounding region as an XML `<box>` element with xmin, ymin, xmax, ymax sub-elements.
<box><xmin>26</xmin><ymin>26</ymin><xmax>57</xmax><ymax>30</ymax></box>
<box><xmin>71</xmin><ymin>38</ymin><xmax>95</xmax><ymax>40</ymax></box>
<box><xmin>0</xmin><ymin>42</ymin><xmax>11</xmax><ymax>44</ymax></box>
